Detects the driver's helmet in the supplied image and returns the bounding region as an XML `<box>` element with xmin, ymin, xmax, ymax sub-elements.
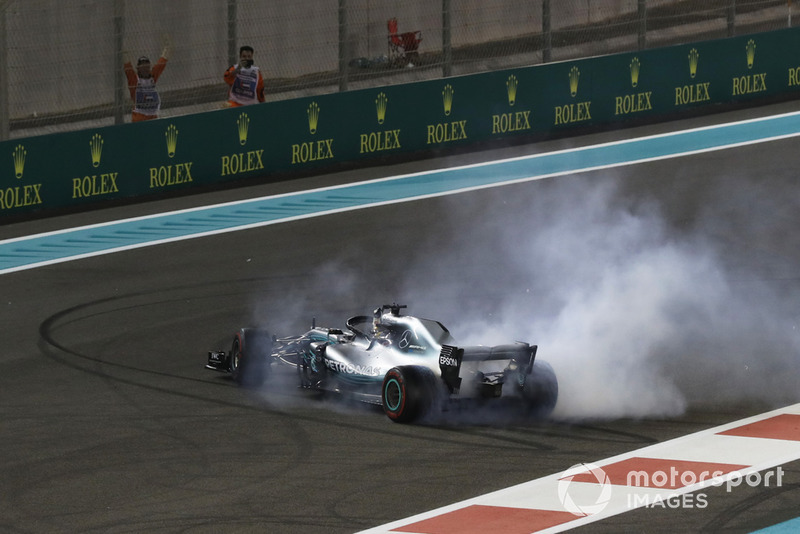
<box><xmin>372</xmin><ymin>307</ymin><xmax>389</xmax><ymax>338</ymax></box>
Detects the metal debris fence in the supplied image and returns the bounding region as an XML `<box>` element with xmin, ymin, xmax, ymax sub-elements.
<box><xmin>0</xmin><ymin>0</ymin><xmax>794</xmax><ymax>140</ymax></box>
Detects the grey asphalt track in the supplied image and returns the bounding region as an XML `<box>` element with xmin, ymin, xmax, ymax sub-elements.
<box><xmin>2</xmin><ymin>102</ymin><xmax>800</xmax><ymax>533</ymax></box>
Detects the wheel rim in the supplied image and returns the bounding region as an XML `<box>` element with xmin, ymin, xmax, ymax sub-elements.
<box><xmin>384</xmin><ymin>377</ymin><xmax>402</xmax><ymax>412</ymax></box>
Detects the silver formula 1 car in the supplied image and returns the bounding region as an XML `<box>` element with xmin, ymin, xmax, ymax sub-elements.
<box><xmin>206</xmin><ymin>304</ymin><xmax>558</xmax><ymax>423</ymax></box>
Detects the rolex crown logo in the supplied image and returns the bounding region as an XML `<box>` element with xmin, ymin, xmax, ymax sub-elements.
<box><xmin>506</xmin><ymin>75</ymin><xmax>518</xmax><ymax>106</ymax></box>
<box><xmin>746</xmin><ymin>39</ymin><xmax>756</xmax><ymax>69</ymax></box>
<box><xmin>629</xmin><ymin>57</ymin><xmax>641</xmax><ymax>88</ymax></box>
<box><xmin>375</xmin><ymin>92</ymin><xmax>388</xmax><ymax>125</ymax></box>
<box><xmin>13</xmin><ymin>144</ymin><xmax>26</xmax><ymax>179</ymax></box>
<box><xmin>442</xmin><ymin>84</ymin><xmax>454</xmax><ymax>116</ymax></box>
<box><xmin>688</xmin><ymin>48</ymin><xmax>699</xmax><ymax>79</ymax></box>
<box><xmin>307</xmin><ymin>102</ymin><xmax>320</xmax><ymax>134</ymax></box>
<box><xmin>237</xmin><ymin>112</ymin><xmax>250</xmax><ymax>146</ymax></box>
<box><xmin>165</xmin><ymin>124</ymin><xmax>179</xmax><ymax>158</ymax></box>
<box><xmin>90</xmin><ymin>133</ymin><xmax>103</xmax><ymax>168</ymax></box>
<box><xmin>569</xmin><ymin>66</ymin><xmax>580</xmax><ymax>97</ymax></box>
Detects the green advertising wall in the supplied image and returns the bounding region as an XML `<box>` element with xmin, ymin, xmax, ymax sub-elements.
<box><xmin>3</xmin><ymin>27</ymin><xmax>800</xmax><ymax>220</ymax></box>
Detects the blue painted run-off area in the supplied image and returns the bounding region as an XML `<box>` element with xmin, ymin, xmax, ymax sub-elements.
<box><xmin>3</xmin><ymin>112</ymin><xmax>800</xmax><ymax>275</ymax></box>
<box><xmin>750</xmin><ymin>516</ymin><xmax>800</xmax><ymax>534</ymax></box>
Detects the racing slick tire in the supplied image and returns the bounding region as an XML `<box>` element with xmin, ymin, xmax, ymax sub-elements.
<box><xmin>231</xmin><ymin>328</ymin><xmax>273</xmax><ymax>387</ymax></box>
<box><xmin>381</xmin><ymin>365</ymin><xmax>439</xmax><ymax>423</ymax></box>
<box><xmin>522</xmin><ymin>360</ymin><xmax>558</xmax><ymax>417</ymax></box>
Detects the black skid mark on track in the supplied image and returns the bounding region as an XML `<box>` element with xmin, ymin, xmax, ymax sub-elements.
<box><xmin>36</xmin><ymin>275</ymin><xmax>664</xmax><ymax>454</ymax></box>
<box><xmin>698</xmin><ymin>481</ymin><xmax>800</xmax><ymax>532</ymax></box>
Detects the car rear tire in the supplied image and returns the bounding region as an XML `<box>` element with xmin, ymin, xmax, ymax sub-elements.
<box><xmin>382</xmin><ymin>365</ymin><xmax>439</xmax><ymax>423</ymax></box>
<box><xmin>231</xmin><ymin>328</ymin><xmax>272</xmax><ymax>387</ymax></box>
<box><xmin>522</xmin><ymin>359</ymin><xmax>558</xmax><ymax>417</ymax></box>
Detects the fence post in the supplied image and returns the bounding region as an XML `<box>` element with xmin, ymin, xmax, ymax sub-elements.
<box><xmin>339</xmin><ymin>0</ymin><xmax>348</xmax><ymax>92</ymax></box>
<box><xmin>442</xmin><ymin>0</ymin><xmax>452</xmax><ymax>77</ymax></box>
<box><xmin>113</xmin><ymin>0</ymin><xmax>125</xmax><ymax>125</ymax></box>
<box><xmin>227</xmin><ymin>0</ymin><xmax>237</xmax><ymax>65</ymax></box>
<box><xmin>638</xmin><ymin>0</ymin><xmax>647</xmax><ymax>49</ymax></box>
<box><xmin>542</xmin><ymin>0</ymin><xmax>551</xmax><ymax>63</ymax></box>
<box><xmin>728</xmin><ymin>0</ymin><xmax>736</xmax><ymax>36</ymax></box>
<box><xmin>0</xmin><ymin>0</ymin><xmax>9</xmax><ymax>140</ymax></box>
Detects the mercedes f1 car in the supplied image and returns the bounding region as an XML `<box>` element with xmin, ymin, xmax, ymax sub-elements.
<box><xmin>206</xmin><ymin>304</ymin><xmax>558</xmax><ymax>423</ymax></box>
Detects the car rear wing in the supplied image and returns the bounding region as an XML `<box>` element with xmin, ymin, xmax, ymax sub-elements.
<box><xmin>438</xmin><ymin>343</ymin><xmax>537</xmax><ymax>394</ymax></box>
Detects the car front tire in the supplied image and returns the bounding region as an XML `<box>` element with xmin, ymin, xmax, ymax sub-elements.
<box><xmin>231</xmin><ymin>328</ymin><xmax>272</xmax><ymax>387</ymax></box>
